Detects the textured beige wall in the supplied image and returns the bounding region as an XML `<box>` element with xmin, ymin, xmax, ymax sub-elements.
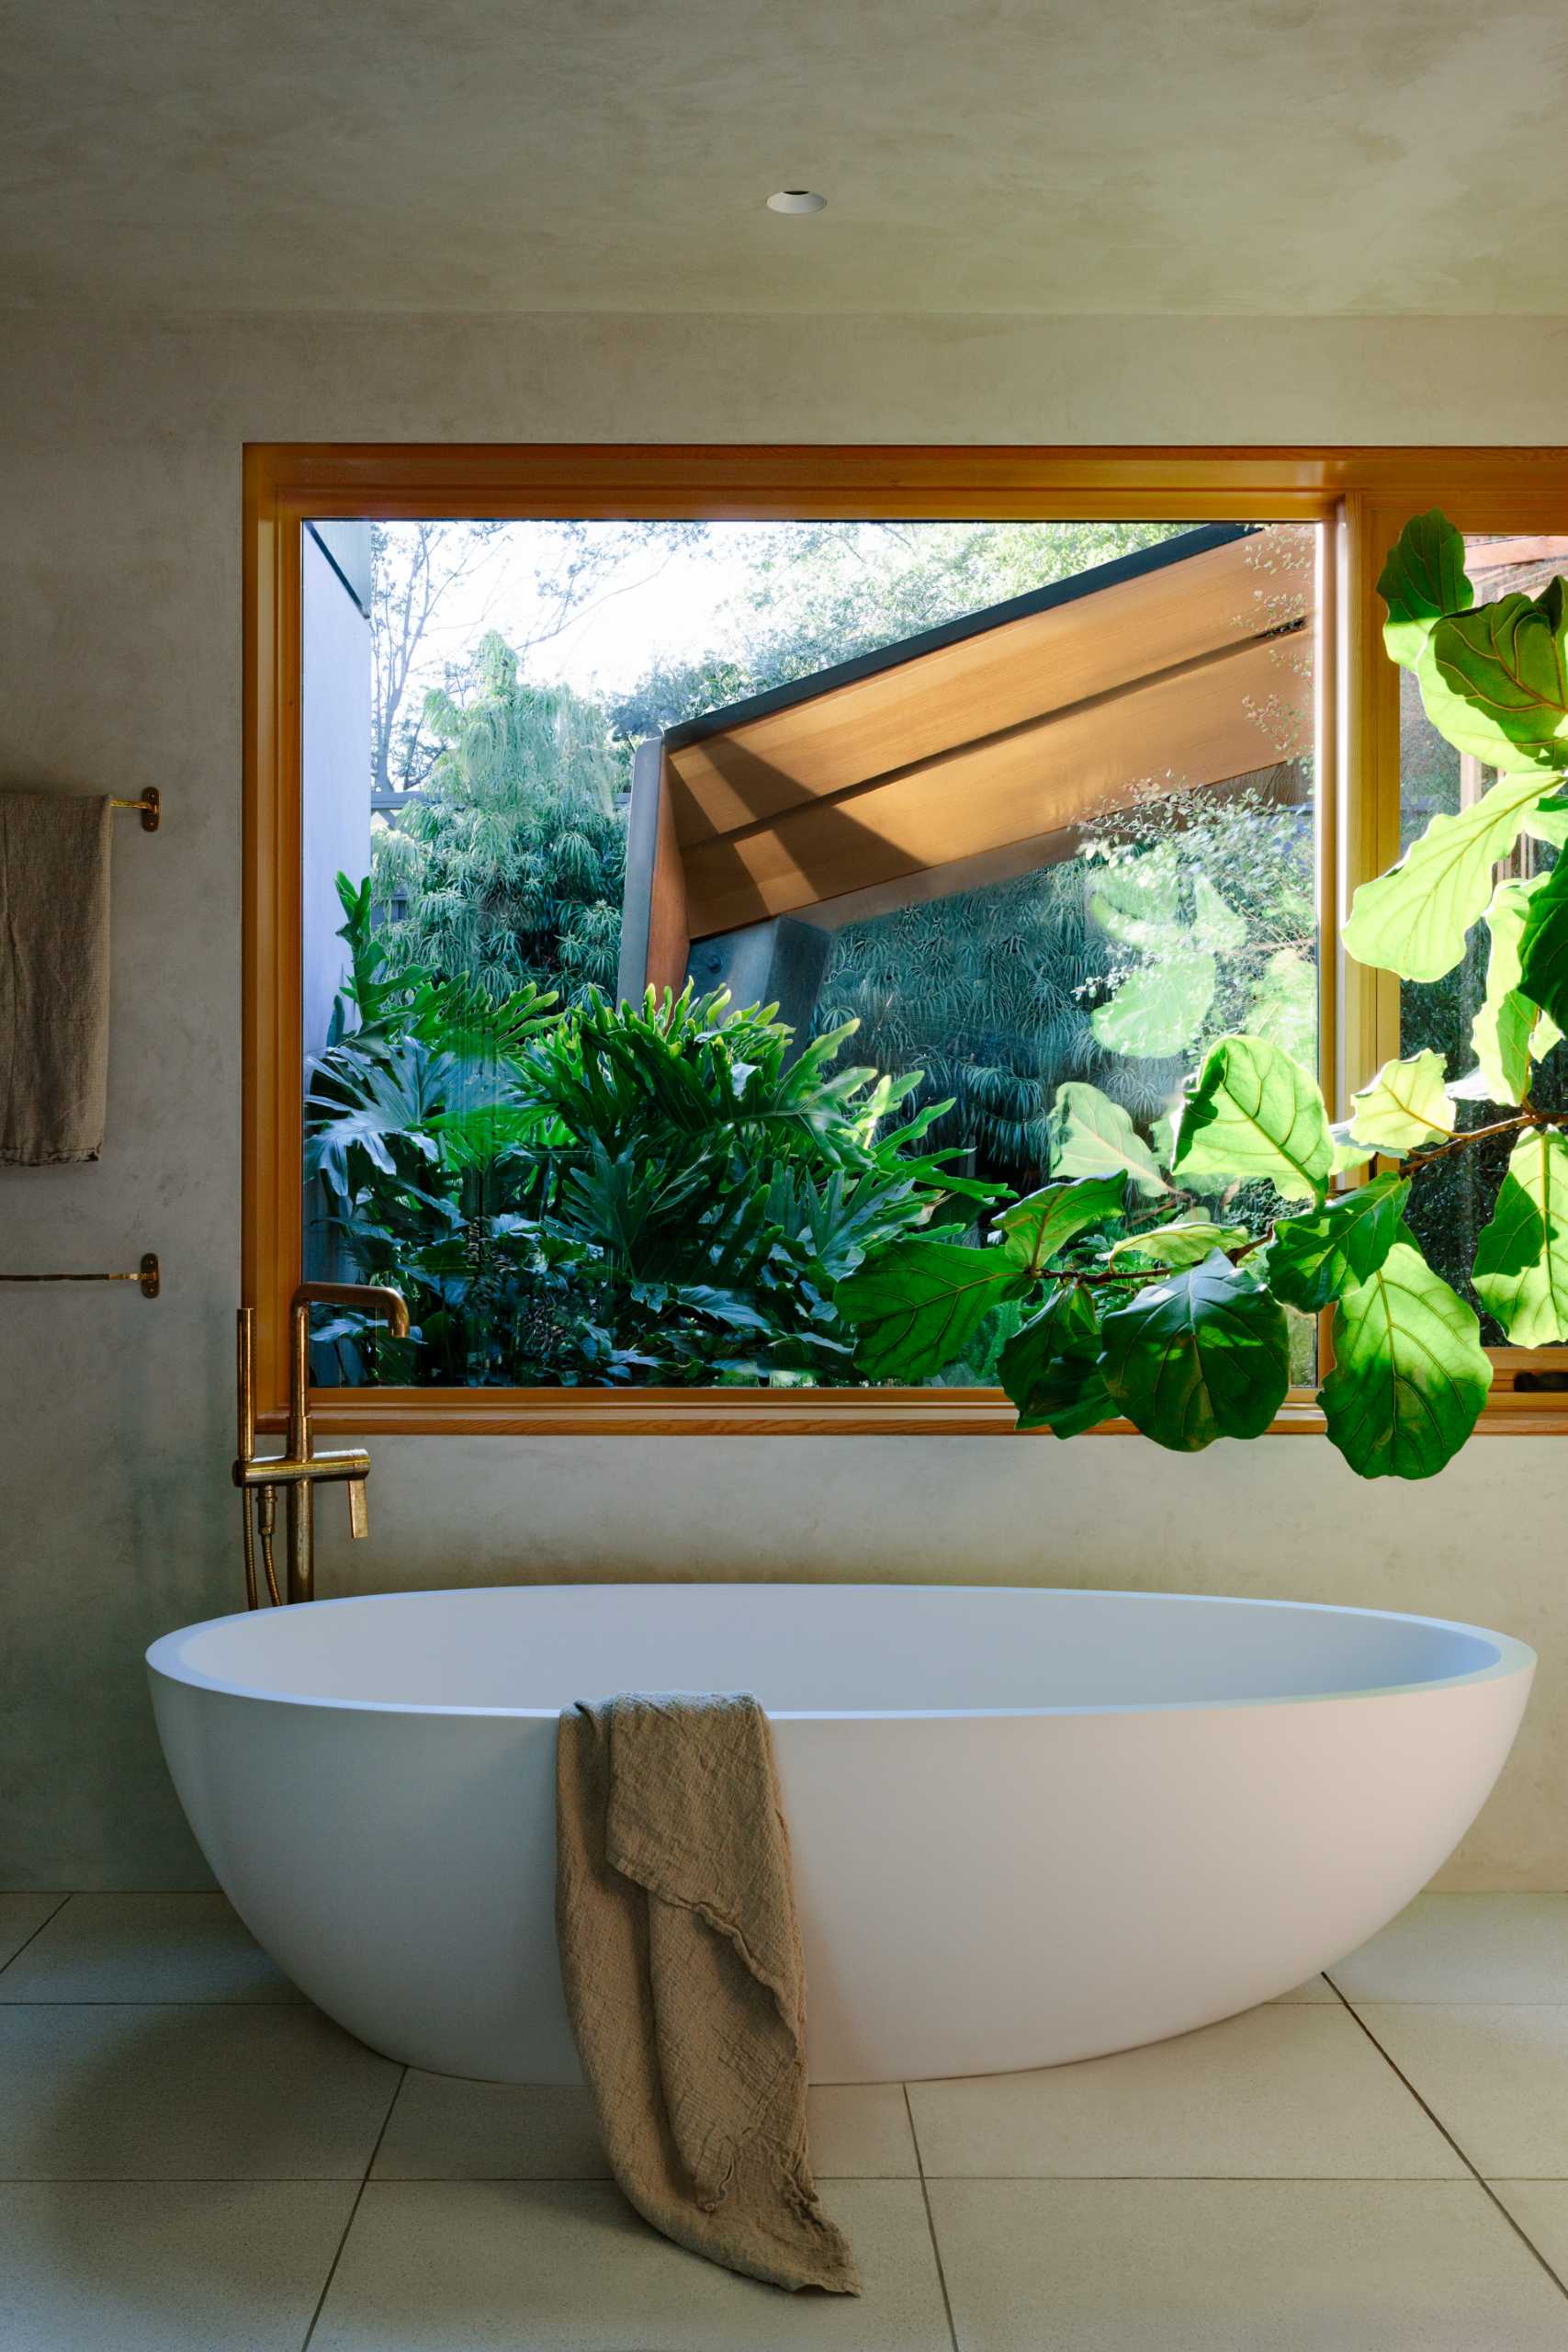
<box><xmin>2</xmin><ymin>308</ymin><xmax>1565</xmax><ymax>1892</ymax></box>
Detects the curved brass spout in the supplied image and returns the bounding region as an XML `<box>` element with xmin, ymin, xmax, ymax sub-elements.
<box><xmin>232</xmin><ymin>1286</ymin><xmax>408</xmax><ymax>1607</ymax></box>
<box><xmin>281</xmin><ymin>1283</ymin><xmax>410</xmax><ymax>1604</ymax></box>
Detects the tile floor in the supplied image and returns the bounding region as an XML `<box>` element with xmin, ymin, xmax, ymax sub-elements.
<box><xmin>4</xmin><ymin>1891</ymin><xmax>1568</xmax><ymax>2347</ymax></box>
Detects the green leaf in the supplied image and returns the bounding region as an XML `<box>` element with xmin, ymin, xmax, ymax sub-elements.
<box><xmin>1172</xmin><ymin>1035</ymin><xmax>1332</xmax><ymax>1203</ymax></box>
<box><xmin>1190</xmin><ymin>874</ymin><xmax>1248</xmax><ymax>956</ymax></box>
<box><xmin>1342</xmin><ymin>771</ymin><xmax>1553</xmax><ymax>982</ymax></box>
<box><xmin>1263</xmin><ymin>1173</ymin><xmax>1411</xmax><ymax>1312</ymax></box>
<box><xmin>1429</xmin><ymin>580</ymin><xmax>1568</xmax><ymax>774</ymax></box>
<box><xmin>1100</xmin><ymin>1250</ymin><xmax>1292</xmax><ymax>1453</ymax></box>
<box><xmin>1090</xmin><ymin>950</ymin><xmax>1216</xmax><ymax>1058</ymax></box>
<box><xmin>1472</xmin><ymin>1128</ymin><xmax>1568</xmax><ymax>1345</ymax></box>
<box><xmin>1330</xmin><ymin>1131</ymin><xmax>1377</xmax><ymax>1177</ymax></box>
<box><xmin>1049</xmin><ymin>1081</ymin><xmax>1169</xmax><ymax>1198</ymax></box>
<box><xmin>1379</xmin><ymin>511</ymin><xmax>1472</xmax><ymax>671</ymax></box>
<box><xmin>998</xmin><ymin>1284</ymin><xmax>1111</xmax><ymax>1437</ymax></box>
<box><xmin>1347</xmin><ymin>1049</ymin><xmax>1455</xmax><ymax>1153</ymax></box>
<box><xmin>1473</xmin><ymin>875</ymin><xmax>1564</xmax><ymax>1102</ymax></box>
<box><xmin>835</xmin><ymin>1239</ymin><xmax>1027</xmax><ymax>1381</ymax></box>
<box><xmin>1319</xmin><ymin>1239</ymin><xmax>1492</xmax><ymax>1479</ymax></box>
<box><xmin>1246</xmin><ymin>948</ymin><xmax>1317</xmax><ymax>1067</ymax></box>
<box><xmin>1089</xmin><ymin>847</ymin><xmax>1183</xmax><ymax>950</ymax></box>
<box><xmin>1107</xmin><ymin>1219</ymin><xmax>1253</xmax><ymax>1271</ymax></box>
<box><xmin>1518</xmin><ymin>854</ymin><xmax>1568</xmax><ymax>1035</ymax></box>
<box><xmin>995</xmin><ymin>1173</ymin><xmax>1127</xmax><ymax>1274</ymax></box>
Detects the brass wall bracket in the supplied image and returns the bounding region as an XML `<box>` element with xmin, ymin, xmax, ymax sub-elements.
<box><xmin>109</xmin><ymin>788</ymin><xmax>161</xmax><ymax>831</ymax></box>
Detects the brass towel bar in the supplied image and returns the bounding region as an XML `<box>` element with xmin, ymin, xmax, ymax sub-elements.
<box><xmin>108</xmin><ymin>789</ymin><xmax>161</xmax><ymax>831</ymax></box>
<box><xmin>0</xmin><ymin>1253</ymin><xmax>161</xmax><ymax>1295</ymax></box>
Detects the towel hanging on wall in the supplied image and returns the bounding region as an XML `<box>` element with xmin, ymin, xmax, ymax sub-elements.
<box><xmin>0</xmin><ymin>790</ymin><xmax>113</xmax><ymax>1165</ymax></box>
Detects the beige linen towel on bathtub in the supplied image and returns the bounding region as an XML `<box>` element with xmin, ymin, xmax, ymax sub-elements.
<box><xmin>556</xmin><ymin>1690</ymin><xmax>860</xmax><ymax>2295</ymax></box>
<box><xmin>0</xmin><ymin>791</ymin><xmax>113</xmax><ymax>1165</ymax></box>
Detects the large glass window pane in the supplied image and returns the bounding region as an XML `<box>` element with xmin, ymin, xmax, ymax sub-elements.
<box><xmin>1398</xmin><ymin>534</ymin><xmax>1568</xmax><ymax>1342</ymax></box>
<box><xmin>300</xmin><ymin>517</ymin><xmax>1320</xmax><ymax>1391</ymax></box>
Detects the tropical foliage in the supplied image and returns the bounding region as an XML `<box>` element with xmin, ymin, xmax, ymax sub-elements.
<box><xmin>370</xmin><ymin>634</ymin><xmax>626</xmax><ymax>1005</ymax></box>
<box><xmin>831</xmin><ymin>512</ymin><xmax>1568</xmax><ymax>1476</ymax></box>
<box><xmin>305</xmin><ymin>877</ymin><xmax>991</xmax><ymax>1387</ymax></box>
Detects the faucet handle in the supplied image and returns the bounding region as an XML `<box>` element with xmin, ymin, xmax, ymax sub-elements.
<box><xmin>346</xmin><ymin>1477</ymin><xmax>369</xmax><ymax>1541</ymax></box>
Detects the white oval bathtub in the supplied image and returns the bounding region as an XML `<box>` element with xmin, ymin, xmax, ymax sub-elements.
<box><xmin>147</xmin><ymin>1584</ymin><xmax>1532</xmax><ymax>2084</ymax></box>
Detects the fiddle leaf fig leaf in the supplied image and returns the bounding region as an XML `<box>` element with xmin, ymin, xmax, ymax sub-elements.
<box><xmin>1473</xmin><ymin>874</ymin><xmax>1563</xmax><ymax>1103</ymax></box>
<box><xmin>1263</xmin><ymin>1173</ymin><xmax>1411</xmax><ymax>1313</ymax></box>
<box><xmin>1348</xmin><ymin>1049</ymin><xmax>1455</xmax><ymax>1153</ymax></box>
<box><xmin>1107</xmin><ymin>1219</ymin><xmax>1253</xmax><ymax>1271</ymax></box>
<box><xmin>1379</xmin><ymin>510</ymin><xmax>1472</xmax><ymax>671</ymax></box>
<box><xmin>1090</xmin><ymin>949</ymin><xmax>1216</xmax><ymax>1059</ymax></box>
<box><xmin>1171</xmin><ymin>1035</ymin><xmax>1332</xmax><ymax>1203</ymax></box>
<box><xmin>1246</xmin><ymin>948</ymin><xmax>1317</xmax><ymax>1067</ymax></box>
<box><xmin>1319</xmin><ymin>1238</ymin><xmax>1492</xmax><ymax>1479</ymax></box>
<box><xmin>1100</xmin><ymin>1250</ymin><xmax>1292</xmax><ymax>1453</ymax></box>
<box><xmin>1472</xmin><ymin>1128</ymin><xmax>1568</xmax><ymax>1346</ymax></box>
<box><xmin>1342</xmin><ymin>770</ymin><xmax>1553</xmax><ymax>982</ymax></box>
<box><xmin>996</xmin><ymin>1173</ymin><xmax>1127</xmax><ymax>1275</ymax></box>
<box><xmin>1049</xmin><ymin>1081</ymin><xmax>1169</xmax><ymax>1197</ymax></box>
<box><xmin>835</xmin><ymin>1238</ymin><xmax>1029</xmax><ymax>1382</ymax></box>
<box><xmin>1330</xmin><ymin>1124</ymin><xmax>1378</xmax><ymax>1177</ymax></box>
<box><xmin>1517</xmin><ymin>854</ymin><xmax>1568</xmax><ymax>1035</ymax></box>
<box><xmin>1428</xmin><ymin>580</ymin><xmax>1568</xmax><ymax>775</ymax></box>
<box><xmin>998</xmin><ymin>1283</ymin><xmax>1112</xmax><ymax>1437</ymax></box>
<box><xmin>1190</xmin><ymin>874</ymin><xmax>1248</xmax><ymax>956</ymax></box>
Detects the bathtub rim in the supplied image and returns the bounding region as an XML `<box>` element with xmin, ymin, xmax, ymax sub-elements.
<box><xmin>145</xmin><ymin>1585</ymin><xmax>1537</xmax><ymax>1725</ymax></box>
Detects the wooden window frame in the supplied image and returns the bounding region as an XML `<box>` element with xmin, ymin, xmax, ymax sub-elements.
<box><xmin>244</xmin><ymin>442</ymin><xmax>1568</xmax><ymax>1436</ymax></box>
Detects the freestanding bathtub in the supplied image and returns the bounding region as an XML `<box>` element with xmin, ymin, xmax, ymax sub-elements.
<box><xmin>147</xmin><ymin>1583</ymin><xmax>1532</xmax><ymax>2085</ymax></box>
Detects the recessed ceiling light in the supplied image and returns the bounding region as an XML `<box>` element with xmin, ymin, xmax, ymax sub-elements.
<box><xmin>766</xmin><ymin>189</ymin><xmax>827</xmax><ymax>215</ymax></box>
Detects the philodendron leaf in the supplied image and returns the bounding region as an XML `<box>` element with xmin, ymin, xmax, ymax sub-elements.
<box><xmin>1107</xmin><ymin>1219</ymin><xmax>1253</xmax><ymax>1271</ymax></box>
<box><xmin>1472</xmin><ymin>1127</ymin><xmax>1568</xmax><ymax>1345</ymax></box>
<box><xmin>1090</xmin><ymin>949</ymin><xmax>1215</xmax><ymax>1059</ymax></box>
<box><xmin>1100</xmin><ymin>1250</ymin><xmax>1292</xmax><ymax>1453</ymax></box>
<box><xmin>1379</xmin><ymin>511</ymin><xmax>1472</xmax><ymax>671</ymax></box>
<box><xmin>1347</xmin><ymin>1049</ymin><xmax>1455</xmax><ymax>1153</ymax></box>
<box><xmin>1473</xmin><ymin>875</ymin><xmax>1564</xmax><ymax>1103</ymax></box>
<box><xmin>995</xmin><ymin>1172</ymin><xmax>1127</xmax><ymax>1275</ymax></box>
<box><xmin>1319</xmin><ymin>1238</ymin><xmax>1492</xmax><ymax>1479</ymax></box>
<box><xmin>1518</xmin><ymin>854</ymin><xmax>1568</xmax><ymax>1035</ymax></box>
<box><xmin>1263</xmin><ymin>1172</ymin><xmax>1411</xmax><ymax>1313</ymax></box>
<box><xmin>998</xmin><ymin>1283</ymin><xmax>1111</xmax><ymax>1437</ymax></box>
<box><xmin>1171</xmin><ymin>1035</ymin><xmax>1332</xmax><ymax>1203</ymax></box>
<box><xmin>1342</xmin><ymin>770</ymin><xmax>1553</xmax><ymax>982</ymax></box>
<box><xmin>1049</xmin><ymin>1081</ymin><xmax>1169</xmax><ymax>1197</ymax></box>
<box><xmin>1429</xmin><ymin>580</ymin><xmax>1568</xmax><ymax>775</ymax></box>
<box><xmin>835</xmin><ymin>1239</ymin><xmax>1027</xmax><ymax>1382</ymax></box>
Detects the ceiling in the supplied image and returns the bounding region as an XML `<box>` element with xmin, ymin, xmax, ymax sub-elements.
<box><xmin>1</xmin><ymin>1</ymin><xmax>1560</xmax><ymax>315</ymax></box>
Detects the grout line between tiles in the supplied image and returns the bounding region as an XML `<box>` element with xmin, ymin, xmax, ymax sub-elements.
<box><xmin>1328</xmin><ymin>1979</ymin><xmax>1568</xmax><ymax>2304</ymax></box>
<box><xmin>904</xmin><ymin>2081</ymin><xmax>961</xmax><ymax>2352</ymax></box>
<box><xmin>299</xmin><ymin>2064</ymin><xmax>409</xmax><ymax>2352</ymax></box>
<box><xmin>0</xmin><ymin>1893</ymin><xmax>73</xmax><ymax>1983</ymax></box>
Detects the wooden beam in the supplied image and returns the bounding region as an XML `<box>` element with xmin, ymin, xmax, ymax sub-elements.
<box><xmin>682</xmin><ymin>632</ymin><xmax>1311</xmax><ymax>937</ymax></box>
<box><xmin>666</xmin><ymin>527</ymin><xmax>1313</xmax><ymax>845</ymax></box>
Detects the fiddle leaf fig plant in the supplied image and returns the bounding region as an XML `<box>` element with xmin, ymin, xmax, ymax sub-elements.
<box><xmin>831</xmin><ymin>510</ymin><xmax>1568</xmax><ymax>1476</ymax></box>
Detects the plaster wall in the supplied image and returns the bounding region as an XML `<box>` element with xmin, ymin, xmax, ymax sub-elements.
<box><xmin>1</xmin><ymin>307</ymin><xmax>1564</xmax><ymax>1889</ymax></box>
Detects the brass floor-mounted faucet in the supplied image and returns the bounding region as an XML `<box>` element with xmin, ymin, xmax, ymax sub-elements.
<box><xmin>233</xmin><ymin>1283</ymin><xmax>409</xmax><ymax>1607</ymax></box>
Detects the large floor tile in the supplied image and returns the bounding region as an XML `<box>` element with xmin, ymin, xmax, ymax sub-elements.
<box><xmin>310</xmin><ymin>2177</ymin><xmax>951</xmax><ymax>2350</ymax></box>
<box><xmin>0</xmin><ymin>1894</ymin><xmax>67</xmax><ymax>1973</ymax></box>
<box><xmin>0</xmin><ymin>2003</ymin><xmax>400</xmax><ymax>2179</ymax></box>
<box><xmin>1331</xmin><ymin>1894</ymin><xmax>1568</xmax><ymax>2004</ymax></box>
<box><xmin>373</xmin><ymin>2074</ymin><xmax>918</xmax><ymax>2183</ymax></box>
<box><xmin>907</xmin><ymin>2003</ymin><xmax>1461</xmax><ymax>2179</ymax></box>
<box><xmin>1358</xmin><ymin>2004</ymin><xmax>1568</xmax><ymax>2178</ymax></box>
<box><xmin>0</xmin><ymin>2179</ymin><xmax>355</xmax><ymax>2350</ymax></box>
<box><xmin>929</xmin><ymin>2177</ymin><xmax>1568</xmax><ymax>2348</ymax></box>
<box><xmin>1492</xmin><ymin>2182</ymin><xmax>1568</xmax><ymax>2287</ymax></box>
<box><xmin>374</xmin><ymin>2076</ymin><xmax>611</xmax><ymax>2181</ymax></box>
<box><xmin>0</xmin><ymin>1893</ymin><xmax>302</xmax><ymax>2005</ymax></box>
